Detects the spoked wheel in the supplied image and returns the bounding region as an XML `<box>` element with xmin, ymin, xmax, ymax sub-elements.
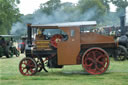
<box><xmin>33</xmin><ymin>57</ymin><xmax>43</xmax><ymax>72</ymax></box>
<box><xmin>114</xmin><ymin>45</ymin><xmax>127</xmax><ymax>61</ymax></box>
<box><xmin>82</xmin><ymin>47</ymin><xmax>109</xmax><ymax>75</ymax></box>
<box><xmin>6</xmin><ymin>50</ymin><xmax>13</xmax><ymax>58</ymax></box>
<box><xmin>50</xmin><ymin>34</ymin><xmax>63</xmax><ymax>48</ymax></box>
<box><xmin>19</xmin><ymin>57</ymin><xmax>37</xmax><ymax>76</ymax></box>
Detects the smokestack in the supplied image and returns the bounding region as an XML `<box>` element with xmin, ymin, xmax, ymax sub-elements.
<box><xmin>120</xmin><ymin>15</ymin><xmax>126</xmax><ymax>35</ymax></box>
<box><xmin>27</xmin><ymin>23</ymin><xmax>32</xmax><ymax>46</ymax></box>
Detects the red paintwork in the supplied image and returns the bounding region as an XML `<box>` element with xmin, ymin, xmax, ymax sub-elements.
<box><xmin>82</xmin><ymin>48</ymin><xmax>109</xmax><ymax>75</ymax></box>
<box><xmin>19</xmin><ymin>58</ymin><xmax>37</xmax><ymax>76</ymax></box>
<box><xmin>50</xmin><ymin>34</ymin><xmax>63</xmax><ymax>48</ymax></box>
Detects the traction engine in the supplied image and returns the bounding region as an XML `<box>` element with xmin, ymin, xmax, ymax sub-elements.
<box><xmin>19</xmin><ymin>21</ymin><xmax>116</xmax><ymax>76</ymax></box>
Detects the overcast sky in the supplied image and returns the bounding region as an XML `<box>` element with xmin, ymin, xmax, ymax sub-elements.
<box><xmin>17</xmin><ymin>0</ymin><xmax>117</xmax><ymax>15</ymax></box>
<box><xmin>17</xmin><ymin>0</ymin><xmax>78</xmax><ymax>15</ymax></box>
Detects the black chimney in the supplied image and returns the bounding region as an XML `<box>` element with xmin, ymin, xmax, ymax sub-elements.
<box><xmin>27</xmin><ymin>24</ymin><xmax>32</xmax><ymax>45</ymax></box>
<box><xmin>120</xmin><ymin>15</ymin><xmax>126</xmax><ymax>35</ymax></box>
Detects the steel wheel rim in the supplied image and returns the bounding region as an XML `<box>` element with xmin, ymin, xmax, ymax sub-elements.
<box><xmin>82</xmin><ymin>48</ymin><xmax>109</xmax><ymax>75</ymax></box>
<box><xmin>19</xmin><ymin>58</ymin><xmax>37</xmax><ymax>76</ymax></box>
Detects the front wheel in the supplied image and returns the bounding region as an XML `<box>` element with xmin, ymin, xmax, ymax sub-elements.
<box><xmin>114</xmin><ymin>45</ymin><xmax>127</xmax><ymax>61</ymax></box>
<box><xmin>19</xmin><ymin>57</ymin><xmax>38</xmax><ymax>76</ymax></box>
<box><xmin>82</xmin><ymin>47</ymin><xmax>109</xmax><ymax>75</ymax></box>
<box><xmin>5</xmin><ymin>50</ymin><xmax>13</xmax><ymax>58</ymax></box>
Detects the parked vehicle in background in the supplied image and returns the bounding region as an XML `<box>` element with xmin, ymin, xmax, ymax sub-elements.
<box><xmin>99</xmin><ymin>16</ymin><xmax>128</xmax><ymax>61</ymax></box>
<box><xmin>18</xmin><ymin>36</ymin><xmax>27</xmax><ymax>53</ymax></box>
<box><xmin>0</xmin><ymin>35</ymin><xmax>20</xmax><ymax>58</ymax></box>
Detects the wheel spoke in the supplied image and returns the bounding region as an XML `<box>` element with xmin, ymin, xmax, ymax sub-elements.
<box><xmin>23</xmin><ymin>62</ymin><xmax>27</xmax><ymax>65</ymax></box>
<box><xmin>30</xmin><ymin>68</ymin><xmax>34</xmax><ymax>73</ymax></box>
<box><xmin>29</xmin><ymin>63</ymin><xmax>35</xmax><ymax>68</ymax></box>
<box><xmin>92</xmin><ymin>51</ymin><xmax>96</xmax><ymax>58</ymax></box>
<box><xmin>96</xmin><ymin>55</ymin><xmax>104</xmax><ymax>61</ymax></box>
<box><xmin>27</xmin><ymin>60</ymin><xmax>31</xmax><ymax>65</ymax></box>
<box><xmin>22</xmin><ymin>67</ymin><xmax>26</xmax><ymax>70</ymax></box>
<box><xmin>86</xmin><ymin>63</ymin><xmax>93</xmax><ymax>67</ymax></box>
<box><xmin>97</xmin><ymin>61</ymin><xmax>104</xmax><ymax>66</ymax></box>
<box><xmin>95</xmin><ymin>65</ymin><xmax>102</xmax><ymax>72</ymax></box>
<box><xmin>87</xmin><ymin>57</ymin><xmax>94</xmax><ymax>62</ymax></box>
<box><xmin>25</xmin><ymin>69</ymin><xmax>29</xmax><ymax>74</ymax></box>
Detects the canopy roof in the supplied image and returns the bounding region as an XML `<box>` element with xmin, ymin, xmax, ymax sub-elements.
<box><xmin>0</xmin><ymin>35</ymin><xmax>16</xmax><ymax>37</ymax></box>
<box><xmin>30</xmin><ymin>21</ymin><xmax>97</xmax><ymax>29</ymax></box>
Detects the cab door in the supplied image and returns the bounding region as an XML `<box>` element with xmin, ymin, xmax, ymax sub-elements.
<box><xmin>57</xmin><ymin>27</ymin><xmax>80</xmax><ymax>65</ymax></box>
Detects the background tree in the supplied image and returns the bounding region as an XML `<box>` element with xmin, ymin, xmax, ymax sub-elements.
<box><xmin>111</xmin><ymin>0</ymin><xmax>128</xmax><ymax>15</ymax></box>
<box><xmin>77</xmin><ymin>0</ymin><xmax>107</xmax><ymax>22</ymax></box>
<box><xmin>12</xmin><ymin>0</ymin><xmax>121</xmax><ymax>36</ymax></box>
<box><xmin>40</xmin><ymin>0</ymin><xmax>61</xmax><ymax>15</ymax></box>
<box><xmin>101</xmin><ymin>0</ymin><xmax>111</xmax><ymax>12</ymax></box>
<box><xmin>0</xmin><ymin>0</ymin><xmax>21</xmax><ymax>34</ymax></box>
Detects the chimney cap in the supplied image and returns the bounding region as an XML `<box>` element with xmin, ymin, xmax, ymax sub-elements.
<box><xmin>27</xmin><ymin>23</ymin><xmax>31</xmax><ymax>26</ymax></box>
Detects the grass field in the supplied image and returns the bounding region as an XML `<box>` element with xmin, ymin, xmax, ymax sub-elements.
<box><xmin>0</xmin><ymin>54</ymin><xmax>128</xmax><ymax>85</ymax></box>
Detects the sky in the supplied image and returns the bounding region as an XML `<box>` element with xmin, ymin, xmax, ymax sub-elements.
<box><xmin>17</xmin><ymin>0</ymin><xmax>117</xmax><ymax>15</ymax></box>
<box><xmin>17</xmin><ymin>0</ymin><xmax>79</xmax><ymax>15</ymax></box>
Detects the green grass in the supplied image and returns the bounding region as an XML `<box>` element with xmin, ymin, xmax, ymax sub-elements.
<box><xmin>0</xmin><ymin>55</ymin><xmax>128</xmax><ymax>85</ymax></box>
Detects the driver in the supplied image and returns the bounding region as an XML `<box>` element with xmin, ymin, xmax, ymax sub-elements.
<box><xmin>36</xmin><ymin>29</ymin><xmax>45</xmax><ymax>40</ymax></box>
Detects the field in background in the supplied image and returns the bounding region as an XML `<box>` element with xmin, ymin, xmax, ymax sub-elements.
<box><xmin>0</xmin><ymin>54</ymin><xmax>128</xmax><ymax>85</ymax></box>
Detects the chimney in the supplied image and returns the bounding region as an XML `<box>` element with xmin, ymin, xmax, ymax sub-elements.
<box><xmin>27</xmin><ymin>23</ymin><xmax>32</xmax><ymax>45</ymax></box>
<box><xmin>120</xmin><ymin>15</ymin><xmax>126</xmax><ymax>35</ymax></box>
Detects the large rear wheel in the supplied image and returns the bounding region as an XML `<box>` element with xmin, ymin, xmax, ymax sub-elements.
<box><xmin>19</xmin><ymin>57</ymin><xmax>37</xmax><ymax>76</ymax></box>
<box><xmin>82</xmin><ymin>47</ymin><xmax>109</xmax><ymax>75</ymax></box>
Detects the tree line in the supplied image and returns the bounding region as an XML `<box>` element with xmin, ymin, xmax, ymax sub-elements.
<box><xmin>0</xmin><ymin>0</ymin><xmax>21</xmax><ymax>34</ymax></box>
<box><xmin>0</xmin><ymin>0</ymin><xmax>128</xmax><ymax>35</ymax></box>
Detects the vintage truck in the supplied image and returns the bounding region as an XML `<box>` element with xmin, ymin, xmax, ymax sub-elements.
<box><xmin>19</xmin><ymin>21</ymin><xmax>118</xmax><ymax>76</ymax></box>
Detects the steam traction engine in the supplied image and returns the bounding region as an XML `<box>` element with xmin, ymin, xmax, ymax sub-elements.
<box><xmin>19</xmin><ymin>21</ymin><xmax>118</xmax><ymax>76</ymax></box>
